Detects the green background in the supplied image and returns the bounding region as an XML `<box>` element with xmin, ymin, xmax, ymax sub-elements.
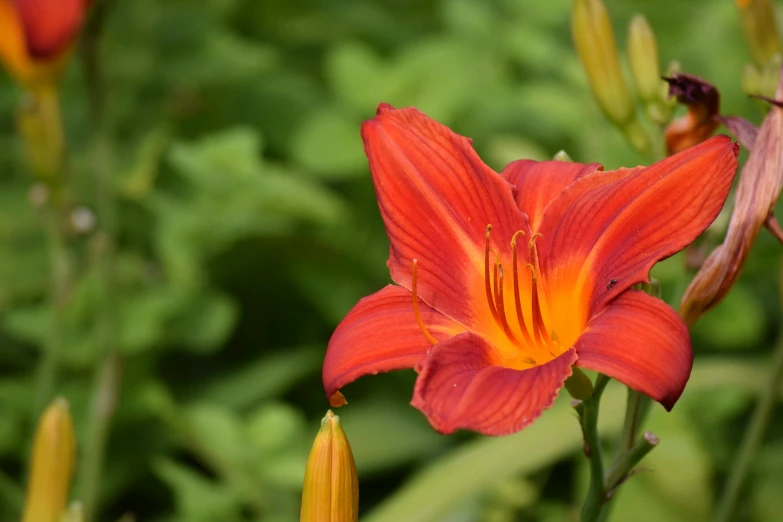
<box><xmin>1</xmin><ymin>0</ymin><xmax>781</xmax><ymax>521</ymax></box>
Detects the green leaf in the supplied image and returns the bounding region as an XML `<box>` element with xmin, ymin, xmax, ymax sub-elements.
<box><xmin>195</xmin><ymin>346</ymin><xmax>321</xmax><ymax>409</ymax></box>
<box><xmin>691</xmin><ymin>284</ymin><xmax>767</xmax><ymax>350</ymax></box>
<box><xmin>291</xmin><ymin>106</ymin><xmax>367</xmax><ymax>179</ymax></box>
<box><xmin>154</xmin><ymin>458</ymin><xmax>243</xmax><ymax>521</ymax></box>
<box><xmin>338</xmin><ymin>400</ymin><xmax>449</xmax><ymax>476</ymax></box>
<box><xmin>325</xmin><ymin>42</ymin><xmax>399</xmax><ymax>111</ymax></box>
<box><xmin>608</xmin><ymin>406</ymin><xmax>711</xmax><ymax>522</ymax></box>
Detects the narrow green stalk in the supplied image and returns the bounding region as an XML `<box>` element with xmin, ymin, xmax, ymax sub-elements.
<box><xmin>605</xmin><ymin>431</ymin><xmax>658</xmax><ymax>492</ymax></box>
<box><xmin>78</xmin><ymin>3</ymin><xmax>121</xmax><ymax>521</ymax></box>
<box><xmin>714</xmin><ymin>324</ymin><xmax>783</xmax><ymax>522</ymax></box>
<box><xmin>618</xmin><ymin>389</ymin><xmax>652</xmax><ymax>454</ymax></box>
<box><xmin>580</xmin><ymin>374</ymin><xmax>610</xmax><ymax>522</ymax></box>
<box><xmin>32</xmin><ymin>173</ymin><xmax>71</xmax><ymax>415</ymax></box>
<box><xmin>33</xmin><ymin>212</ymin><xmax>66</xmax><ymax>414</ymax></box>
<box><xmin>80</xmin><ymin>353</ymin><xmax>122</xmax><ymax>522</ymax></box>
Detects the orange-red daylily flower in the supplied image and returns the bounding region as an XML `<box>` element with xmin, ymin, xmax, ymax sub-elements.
<box><xmin>0</xmin><ymin>0</ymin><xmax>88</xmax><ymax>87</ymax></box>
<box><xmin>323</xmin><ymin>104</ymin><xmax>738</xmax><ymax>436</ymax></box>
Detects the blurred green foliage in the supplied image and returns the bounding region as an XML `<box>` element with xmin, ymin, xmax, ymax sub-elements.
<box><xmin>0</xmin><ymin>0</ymin><xmax>781</xmax><ymax>521</ymax></box>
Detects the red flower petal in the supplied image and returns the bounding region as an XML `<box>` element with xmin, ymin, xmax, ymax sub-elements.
<box><xmin>13</xmin><ymin>0</ymin><xmax>85</xmax><ymax>59</ymax></box>
<box><xmin>502</xmin><ymin>159</ymin><xmax>602</xmax><ymax>231</ymax></box>
<box><xmin>575</xmin><ymin>291</ymin><xmax>692</xmax><ymax>410</ymax></box>
<box><xmin>323</xmin><ymin>285</ymin><xmax>464</xmax><ymax>406</ymax></box>
<box><xmin>362</xmin><ymin>104</ymin><xmax>527</xmax><ymax>329</ymax></box>
<box><xmin>537</xmin><ymin>136</ymin><xmax>738</xmax><ymax>324</ymax></box>
<box><xmin>411</xmin><ymin>333</ymin><xmax>577</xmax><ymax>435</ymax></box>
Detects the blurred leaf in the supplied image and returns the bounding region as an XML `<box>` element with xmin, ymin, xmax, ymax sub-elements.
<box><xmin>159</xmin><ymin>127</ymin><xmax>346</xmax><ymax>282</ymax></box>
<box><xmin>338</xmin><ymin>400</ymin><xmax>448</xmax><ymax>476</ymax></box>
<box><xmin>608</xmin><ymin>406</ymin><xmax>711</xmax><ymax>522</ymax></box>
<box><xmin>441</xmin><ymin>0</ymin><xmax>498</xmax><ymax>39</ymax></box>
<box><xmin>753</xmin><ymin>443</ymin><xmax>783</xmax><ymax>522</ymax></box>
<box><xmin>167</xmin><ymin>289</ymin><xmax>238</xmax><ymax>353</ymax></box>
<box><xmin>692</xmin><ymin>284</ymin><xmax>767</xmax><ymax>350</ymax></box>
<box><xmin>326</xmin><ymin>42</ymin><xmax>400</xmax><ymax>111</ymax></box>
<box><xmin>120</xmin><ymin>127</ymin><xmax>169</xmax><ymax>200</ymax></box>
<box><xmin>185</xmin><ymin>403</ymin><xmax>246</xmax><ymax>465</ymax></box>
<box><xmin>154</xmin><ymin>458</ymin><xmax>243</xmax><ymax>521</ymax></box>
<box><xmin>196</xmin><ymin>346</ymin><xmax>321</xmax><ymax>409</ymax></box>
<box><xmin>291</xmin><ymin>106</ymin><xmax>367</xmax><ymax>178</ymax></box>
<box><xmin>247</xmin><ymin>402</ymin><xmax>307</xmax><ymax>456</ymax></box>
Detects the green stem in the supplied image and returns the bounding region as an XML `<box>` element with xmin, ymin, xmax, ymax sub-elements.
<box><xmin>580</xmin><ymin>374</ymin><xmax>610</xmax><ymax>522</ymax></box>
<box><xmin>714</xmin><ymin>327</ymin><xmax>783</xmax><ymax>522</ymax></box>
<box><xmin>605</xmin><ymin>431</ymin><xmax>658</xmax><ymax>492</ymax></box>
<box><xmin>33</xmin><ymin>190</ymin><xmax>71</xmax><ymax>417</ymax></box>
<box><xmin>617</xmin><ymin>389</ymin><xmax>652</xmax><ymax>454</ymax></box>
<box><xmin>78</xmin><ymin>3</ymin><xmax>121</xmax><ymax>521</ymax></box>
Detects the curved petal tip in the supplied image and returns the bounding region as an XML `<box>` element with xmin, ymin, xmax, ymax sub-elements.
<box><xmin>329</xmin><ymin>391</ymin><xmax>347</xmax><ymax>408</ymax></box>
<box><xmin>376</xmin><ymin>102</ymin><xmax>395</xmax><ymax>115</ymax></box>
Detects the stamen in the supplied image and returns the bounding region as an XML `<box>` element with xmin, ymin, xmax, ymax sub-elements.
<box><xmin>526</xmin><ymin>263</ymin><xmax>543</xmax><ymax>344</ymax></box>
<box><xmin>510</xmin><ymin>231</ymin><xmax>534</xmax><ymax>345</ymax></box>
<box><xmin>494</xmin><ymin>264</ymin><xmax>524</xmax><ymax>347</ymax></box>
<box><xmin>484</xmin><ymin>225</ymin><xmax>501</xmax><ymax>326</ymax></box>
<box><xmin>527</xmin><ymin>233</ymin><xmax>551</xmax><ymax>344</ymax></box>
<box><xmin>411</xmin><ymin>259</ymin><xmax>438</xmax><ymax>346</ymax></box>
<box><xmin>493</xmin><ymin>261</ymin><xmax>500</xmax><ymax>303</ymax></box>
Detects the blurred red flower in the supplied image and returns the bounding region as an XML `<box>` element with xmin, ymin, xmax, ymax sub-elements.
<box><xmin>0</xmin><ymin>0</ymin><xmax>89</xmax><ymax>87</ymax></box>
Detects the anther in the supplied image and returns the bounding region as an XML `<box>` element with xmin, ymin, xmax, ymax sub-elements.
<box><xmin>411</xmin><ymin>259</ymin><xmax>438</xmax><ymax>346</ymax></box>
<box><xmin>528</xmin><ymin>233</ymin><xmax>543</xmax><ymax>251</ymax></box>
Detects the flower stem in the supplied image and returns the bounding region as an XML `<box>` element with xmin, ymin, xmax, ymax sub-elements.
<box><xmin>78</xmin><ymin>3</ymin><xmax>121</xmax><ymax>521</ymax></box>
<box><xmin>618</xmin><ymin>389</ymin><xmax>652</xmax><ymax>454</ymax></box>
<box><xmin>580</xmin><ymin>374</ymin><xmax>610</xmax><ymax>522</ymax></box>
<box><xmin>605</xmin><ymin>431</ymin><xmax>658</xmax><ymax>492</ymax></box>
<box><xmin>33</xmin><ymin>208</ymin><xmax>70</xmax><ymax>416</ymax></box>
<box><xmin>714</xmin><ymin>323</ymin><xmax>783</xmax><ymax>522</ymax></box>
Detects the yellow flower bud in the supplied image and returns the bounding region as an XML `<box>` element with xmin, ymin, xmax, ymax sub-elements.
<box><xmin>628</xmin><ymin>14</ymin><xmax>662</xmax><ymax>105</ymax></box>
<box><xmin>736</xmin><ymin>0</ymin><xmax>781</xmax><ymax>67</ymax></box>
<box><xmin>301</xmin><ymin>410</ymin><xmax>358</xmax><ymax>522</ymax></box>
<box><xmin>22</xmin><ymin>397</ymin><xmax>76</xmax><ymax>522</ymax></box>
<box><xmin>571</xmin><ymin>0</ymin><xmax>635</xmax><ymax>128</ymax></box>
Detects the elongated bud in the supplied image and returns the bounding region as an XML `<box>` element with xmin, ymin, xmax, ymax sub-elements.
<box><xmin>628</xmin><ymin>15</ymin><xmax>661</xmax><ymax>104</ymax></box>
<box><xmin>572</xmin><ymin>0</ymin><xmax>635</xmax><ymax>128</ymax></box>
<box><xmin>553</xmin><ymin>150</ymin><xmax>573</xmax><ymax>162</ymax></box>
<box><xmin>22</xmin><ymin>397</ymin><xmax>76</xmax><ymax>522</ymax></box>
<box><xmin>736</xmin><ymin>0</ymin><xmax>781</xmax><ymax>67</ymax></box>
<box><xmin>627</xmin><ymin>15</ymin><xmax>669</xmax><ymax>126</ymax></box>
<box><xmin>16</xmin><ymin>87</ymin><xmax>65</xmax><ymax>186</ymax></box>
<box><xmin>301</xmin><ymin>410</ymin><xmax>359</xmax><ymax>522</ymax></box>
